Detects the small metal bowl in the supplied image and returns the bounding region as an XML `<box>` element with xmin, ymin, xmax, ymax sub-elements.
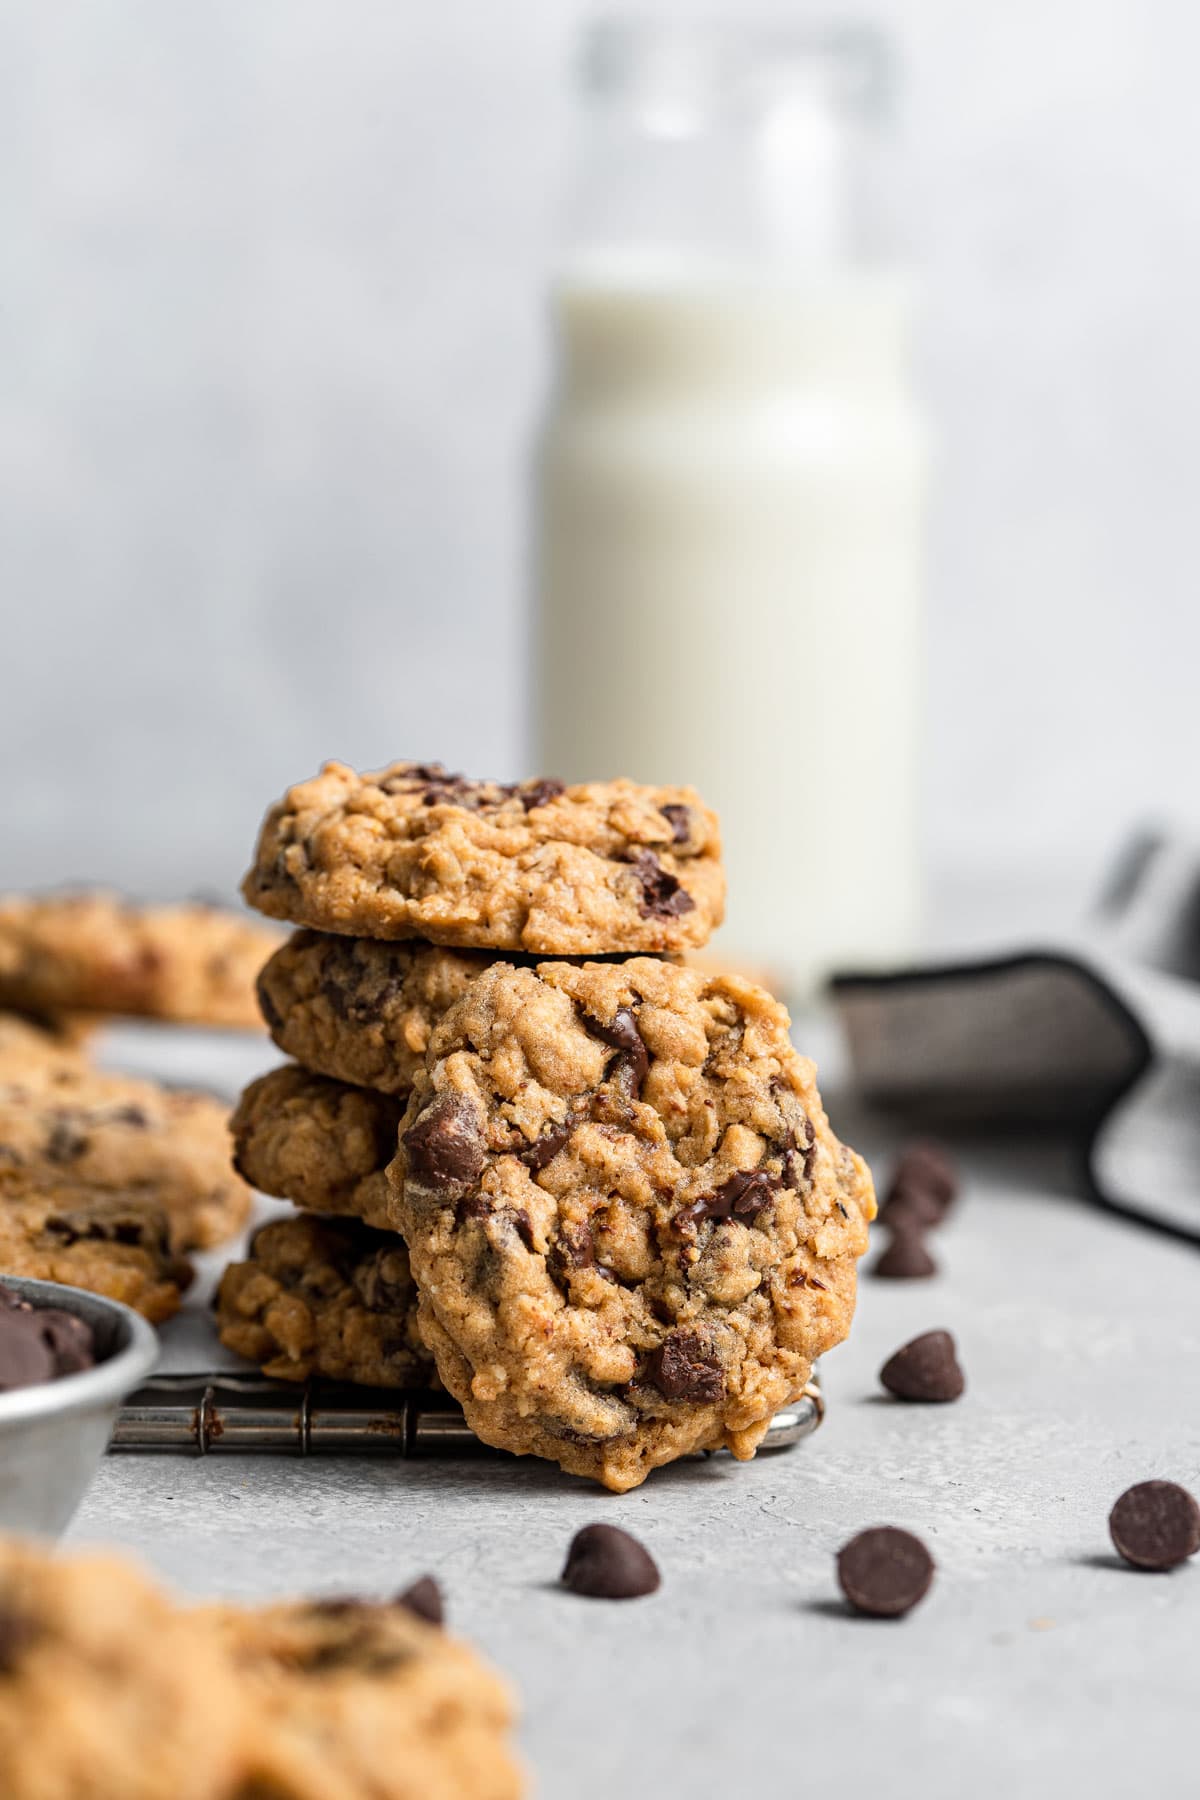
<box><xmin>0</xmin><ymin>1277</ymin><xmax>159</xmax><ymax>1537</ymax></box>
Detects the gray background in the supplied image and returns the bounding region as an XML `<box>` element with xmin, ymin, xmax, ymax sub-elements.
<box><xmin>3</xmin><ymin>0</ymin><xmax>1199</xmax><ymax>910</ymax></box>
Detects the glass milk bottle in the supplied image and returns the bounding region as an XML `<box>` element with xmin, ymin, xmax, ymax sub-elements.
<box><xmin>532</xmin><ymin>21</ymin><xmax>927</xmax><ymax>1000</ymax></box>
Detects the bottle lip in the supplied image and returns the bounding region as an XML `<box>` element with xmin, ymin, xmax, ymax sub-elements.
<box><xmin>579</xmin><ymin>14</ymin><xmax>892</xmax><ymax>131</ymax></box>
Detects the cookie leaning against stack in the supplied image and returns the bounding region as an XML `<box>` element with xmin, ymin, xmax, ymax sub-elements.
<box><xmin>226</xmin><ymin>759</ymin><xmax>875</xmax><ymax>1490</ymax></box>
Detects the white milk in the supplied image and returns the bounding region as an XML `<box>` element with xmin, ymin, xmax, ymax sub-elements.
<box><xmin>533</xmin><ymin>261</ymin><xmax>927</xmax><ymax>999</ymax></box>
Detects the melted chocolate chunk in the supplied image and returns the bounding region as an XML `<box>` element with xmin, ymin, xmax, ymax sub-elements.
<box><xmin>677</xmin><ymin>1168</ymin><xmax>779</xmax><ymax>1231</ymax></box>
<box><xmin>623</xmin><ymin>850</ymin><xmax>696</xmax><ymax>920</ymax></box>
<box><xmin>44</xmin><ymin>1119</ymin><xmax>87</xmax><ymax>1164</ymax></box>
<box><xmin>318</xmin><ymin>973</ymin><xmax>352</xmax><ymax>1020</ymax></box>
<box><xmin>658</xmin><ymin>803</ymin><xmax>693</xmax><ymax>845</ymax></box>
<box><xmin>1109</xmin><ymin>1481</ymin><xmax>1200</xmax><ymax>1571</ymax></box>
<box><xmin>879</xmin><ymin>1330</ymin><xmax>965</xmax><ymax>1403</ymax></box>
<box><xmin>42</xmin><ymin>1205</ymin><xmax>161</xmax><ymax>1250</ymax></box>
<box><xmin>562</xmin><ymin>1524</ymin><xmax>661</xmax><ymax>1599</ymax></box>
<box><xmin>548</xmin><ymin>1220</ymin><xmax>596</xmax><ymax>1287</ymax></box>
<box><xmin>521</xmin><ymin>778</ymin><xmax>565</xmax><ymax>812</ymax></box>
<box><xmin>355</xmin><ymin>1252</ymin><xmax>412</xmax><ymax>1314</ymax></box>
<box><xmin>519</xmin><ymin>1118</ymin><xmax>575</xmax><ymax>1174</ymax></box>
<box><xmin>508</xmin><ymin>1209</ymin><xmax>536</xmax><ymax>1251</ymax></box>
<box><xmin>582</xmin><ymin>1006</ymin><xmax>650</xmax><ymax>1094</ymax></box>
<box><xmin>110</xmin><ymin>1105</ymin><xmax>149</xmax><ymax>1129</ymax></box>
<box><xmin>396</xmin><ymin>1575</ymin><xmax>444</xmax><ymax>1625</ymax></box>
<box><xmin>255</xmin><ymin>975</ymin><xmax>283</xmax><ymax>1033</ymax></box>
<box><xmin>837</xmin><ymin>1527</ymin><xmax>935</xmax><ymax>1618</ymax></box>
<box><xmin>403</xmin><ymin>1095</ymin><xmax>484</xmax><ymax>1192</ymax></box>
<box><xmin>644</xmin><ymin>1328</ymin><xmax>725</xmax><ymax>1403</ymax></box>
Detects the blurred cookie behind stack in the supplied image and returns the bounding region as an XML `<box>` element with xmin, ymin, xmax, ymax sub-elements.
<box><xmin>227</xmin><ymin>758</ymin><xmax>875</xmax><ymax>1491</ymax></box>
<box><xmin>0</xmin><ymin>894</ymin><xmax>282</xmax><ymax>1318</ymax></box>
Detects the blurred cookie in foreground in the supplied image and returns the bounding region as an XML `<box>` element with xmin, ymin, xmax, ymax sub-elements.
<box><xmin>0</xmin><ymin>891</ymin><xmax>282</xmax><ymax>1029</ymax></box>
<box><xmin>206</xmin><ymin>1590</ymin><xmax>523</xmax><ymax>1799</ymax></box>
<box><xmin>232</xmin><ymin>1064</ymin><xmax>402</xmax><ymax>1230</ymax></box>
<box><xmin>215</xmin><ymin>1213</ymin><xmax>433</xmax><ymax>1388</ymax></box>
<box><xmin>243</xmin><ymin>759</ymin><xmax>725</xmax><ymax>955</ymax></box>
<box><xmin>0</xmin><ymin>1540</ymin><xmax>245</xmax><ymax>1800</ymax></box>
<box><xmin>0</xmin><ymin>1168</ymin><xmax>192</xmax><ymax>1323</ymax></box>
<box><xmin>0</xmin><ymin>1537</ymin><xmax>524</xmax><ymax>1800</ymax></box>
<box><xmin>0</xmin><ymin>1063</ymin><xmax>251</xmax><ymax>1250</ymax></box>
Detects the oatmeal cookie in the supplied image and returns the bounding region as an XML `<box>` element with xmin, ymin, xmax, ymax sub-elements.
<box><xmin>389</xmin><ymin>957</ymin><xmax>874</xmax><ymax>1491</ymax></box>
<box><xmin>206</xmin><ymin>1592</ymin><xmax>523</xmax><ymax>1800</ymax></box>
<box><xmin>257</xmin><ymin>929</ymin><xmax>492</xmax><ymax>1095</ymax></box>
<box><xmin>0</xmin><ymin>1169</ymin><xmax>192</xmax><ymax>1322</ymax></box>
<box><xmin>0</xmin><ymin>1542</ymin><xmax>244</xmax><ymax>1800</ymax></box>
<box><xmin>243</xmin><ymin>761</ymin><xmax>724</xmax><ymax>954</ymax></box>
<box><xmin>0</xmin><ymin>892</ymin><xmax>282</xmax><ymax>1028</ymax></box>
<box><xmin>232</xmin><ymin>1064</ymin><xmax>401</xmax><ymax>1229</ymax></box>
<box><xmin>0</xmin><ymin>1064</ymin><xmax>250</xmax><ymax>1249</ymax></box>
<box><xmin>215</xmin><ymin>1212</ymin><xmax>432</xmax><ymax>1388</ymax></box>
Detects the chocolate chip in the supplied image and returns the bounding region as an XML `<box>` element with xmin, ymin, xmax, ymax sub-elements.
<box><xmin>880</xmin><ymin>1330</ymin><xmax>964</xmax><ymax>1403</ymax></box>
<box><xmin>509</xmin><ymin>1209</ymin><xmax>535</xmax><ymax>1251</ymax></box>
<box><xmin>873</xmin><ymin>1229</ymin><xmax>938</xmax><ymax>1280</ymax></box>
<box><xmin>561</xmin><ymin>1524</ymin><xmax>660</xmax><ymax>1599</ymax></box>
<box><xmin>677</xmin><ymin>1168</ymin><xmax>779</xmax><ymax>1231</ymax></box>
<box><xmin>1108</xmin><ymin>1481</ymin><xmax>1200</xmax><ymax>1571</ymax></box>
<box><xmin>396</xmin><ymin>1575</ymin><xmax>444</xmax><ymax>1625</ymax></box>
<box><xmin>403</xmin><ymin>1094</ymin><xmax>484</xmax><ymax>1192</ymax></box>
<box><xmin>659</xmin><ymin>803</ymin><xmax>692</xmax><ymax>845</ymax></box>
<box><xmin>644</xmin><ymin>1328</ymin><xmax>725</xmax><ymax>1403</ymax></box>
<box><xmin>0</xmin><ymin>1607</ymin><xmax>38</xmax><ymax>1673</ymax></box>
<box><xmin>45</xmin><ymin>1119</ymin><xmax>88</xmax><ymax>1164</ymax></box>
<box><xmin>623</xmin><ymin>850</ymin><xmax>696</xmax><ymax>920</ymax></box>
<box><xmin>318</xmin><ymin>973</ymin><xmax>352</xmax><ymax>1020</ymax></box>
<box><xmin>520</xmin><ymin>1118</ymin><xmax>575</xmax><ymax>1174</ymax></box>
<box><xmin>886</xmin><ymin>1142</ymin><xmax>958</xmax><ymax>1211</ymax></box>
<box><xmin>878</xmin><ymin>1180</ymin><xmax>945</xmax><ymax>1231</ymax></box>
<box><xmin>583</xmin><ymin>1006</ymin><xmax>650</xmax><ymax>1094</ymax></box>
<box><xmin>521</xmin><ymin>778</ymin><xmax>565</xmax><ymax>812</ymax></box>
<box><xmin>548</xmin><ymin>1221</ymin><xmax>595</xmax><ymax>1286</ymax></box>
<box><xmin>256</xmin><ymin>976</ymin><xmax>283</xmax><ymax>1033</ymax></box>
<box><xmin>34</xmin><ymin>1309</ymin><xmax>96</xmax><ymax>1377</ymax></box>
<box><xmin>0</xmin><ymin>1312</ymin><xmax>56</xmax><ymax>1393</ymax></box>
<box><xmin>355</xmin><ymin>1251</ymin><xmax>413</xmax><ymax>1314</ymax></box>
<box><xmin>837</xmin><ymin>1527</ymin><xmax>935</xmax><ymax>1618</ymax></box>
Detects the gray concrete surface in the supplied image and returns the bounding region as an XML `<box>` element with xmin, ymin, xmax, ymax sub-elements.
<box><xmin>67</xmin><ymin>1029</ymin><xmax>1200</xmax><ymax>1800</ymax></box>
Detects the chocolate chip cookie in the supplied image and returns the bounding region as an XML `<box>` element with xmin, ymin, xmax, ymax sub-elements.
<box><xmin>0</xmin><ymin>1169</ymin><xmax>193</xmax><ymax>1322</ymax></box>
<box><xmin>0</xmin><ymin>1542</ymin><xmax>245</xmax><ymax>1800</ymax></box>
<box><xmin>0</xmin><ymin>1063</ymin><xmax>251</xmax><ymax>1249</ymax></box>
<box><xmin>232</xmin><ymin>1064</ymin><xmax>401</xmax><ymax>1229</ymax></box>
<box><xmin>244</xmin><ymin>761</ymin><xmax>724</xmax><ymax>954</ymax></box>
<box><xmin>389</xmin><ymin>957</ymin><xmax>874</xmax><ymax>1490</ymax></box>
<box><xmin>0</xmin><ymin>891</ymin><xmax>282</xmax><ymax>1028</ymax></box>
<box><xmin>257</xmin><ymin>929</ymin><xmax>492</xmax><ymax>1095</ymax></box>
<box><xmin>215</xmin><ymin>1213</ymin><xmax>432</xmax><ymax>1388</ymax></box>
<box><xmin>205</xmin><ymin>1593</ymin><xmax>522</xmax><ymax>1799</ymax></box>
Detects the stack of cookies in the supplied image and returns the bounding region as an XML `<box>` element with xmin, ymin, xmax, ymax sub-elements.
<box><xmin>220</xmin><ymin>759</ymin><xmax>875</xmax><ymax>1491</ymax></box>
